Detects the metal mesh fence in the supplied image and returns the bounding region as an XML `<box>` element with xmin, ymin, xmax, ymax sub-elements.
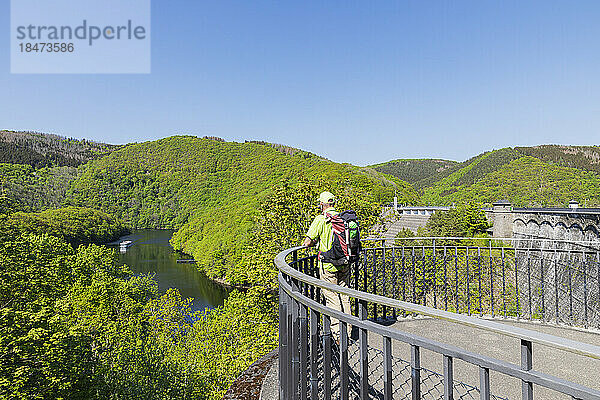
<box><xmin>355</xmin><ymin>244</ymin><xmax>600</xmax><ymax>329</ymax></box>
<box><xmin>297</xmin><ymin>320</ymin><xmax>509</xmax><ymax>400</ymax></box>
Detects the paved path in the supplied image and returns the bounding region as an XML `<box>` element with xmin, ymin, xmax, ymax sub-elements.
<box><xmin>262</xmin><ymin>318</ymin><xmax>600</xmax><ymax>399</ymax></box>
<box><xmin>379</xmin><ymin>317</ymin><xmax>600</xmax><ymax>399</ymax></box>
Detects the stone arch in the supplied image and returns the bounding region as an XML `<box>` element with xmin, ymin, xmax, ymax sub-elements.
<box><xmin>555</xmin><ymin>221</ymin><xmax>567</xmax><ymax>229</ymax></box>
<box><xmin>539</xmin><ymin>220</ymin><xmax>553</xmax><ymax>239</ymax></box>
<box><xmin>526</xmin><ymin>219</ymin><xmax>541</xmax><ymax>237</ymax></box>
<box><xmin>565</xmin><ymin>223</ymin><xmax>584</xmax><ymax>242</ymax></box>
<box><xmin>583</xmin><ymin>225</ymin><xmax>599</xmax><ymax>241</ymax></box>
<box><xmin>527</xmin><ymin>219</ymin><xmax>540</xmax><ymax>233</ymax></box>
<box><xmin>555</xmin><ymin>222</ymin><xmax>567</xmax><ymax>237</ymax></box>
<box><xmin>568</xmin><ymin>223</ymin><xmax>583</xmax><ymax>231</ymax></box>
<box><xmin>514</xmin><ymin>218</ymin><xmax>527</xmax><ymax>227</ymax></box>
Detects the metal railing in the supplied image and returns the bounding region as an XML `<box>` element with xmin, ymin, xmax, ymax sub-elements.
<box><xmin>361</xmin><ymin>237</ymin><xmax>600</xmax><ymax>328</ymax></box>
<box><xmin>276</xmin><ymin>238</ymin><xmax>600</xmax><ymax>400</ymax></box>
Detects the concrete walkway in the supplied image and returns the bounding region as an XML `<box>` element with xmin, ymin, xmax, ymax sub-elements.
<box><xmin>261</xmin><ymin>318</ymin><xmax>600</xmax><ymax>399</ymax></box>
<box><xmin>380</xmin><ymin>317</ymin><xmax>600</xmax><ymax>399</ymax></box>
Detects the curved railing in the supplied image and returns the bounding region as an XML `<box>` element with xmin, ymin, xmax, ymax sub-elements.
<box><xmin>276</xmin><ymin>238</ymin><xmax>600</xmax><ymax>400</ymax></box>
<box><xmin>362</xmin><ymin>237</ymin><xmax>600</xmax><ymax>327</ymax></box>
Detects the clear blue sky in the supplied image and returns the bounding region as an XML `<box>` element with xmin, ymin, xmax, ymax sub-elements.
<box><xmin>3</xmin><ymin>1</ymin><xmax>600</xmax><ymax>166</ymax></box>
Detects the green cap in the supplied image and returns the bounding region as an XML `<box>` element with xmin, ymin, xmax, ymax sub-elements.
<box><xmin>318</xmin><ymin>191</ymin><xmax>336</xmax><ymax>204</ymax></box>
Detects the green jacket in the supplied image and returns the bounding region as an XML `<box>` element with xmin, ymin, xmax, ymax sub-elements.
<box><xmin>305</xmin><ymin>208</ymin><xmax>346</xmax><ymax>272</ymax></box>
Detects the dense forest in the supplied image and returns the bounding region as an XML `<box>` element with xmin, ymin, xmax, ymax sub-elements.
<box><xmin>65</xmin><ymin>136</ymin><xmax>418</xmax><ymax>284</ymax></box>
<box><xmin>0</xmin><ymin>163</ymin><xmax>79</xmax><ymax>211</ymax></box>
<box><xmin>0</xmin><ymin>133</ymin><xmax>399</xmax><ymax>399</ymax></box>
<box><xmin>369</xmin><ymin>158</ymin><xmax>457</xmax><ymax>185</ymax></box>
<box><xmin>423</xmin><ymin>156</ymin><xmax>600</xmax><ymax>207</ymax></box>
<box><xmin>516</xmin><ymin>144</ymin><xmax>600</xmax><ymax>173</ymax></box>
<box><xmin>2</xmin><ymin>206</ymin><xmax>128</xmax><ymax>246</ymax></box>
<box><xmin>0</xmin><ymin>130</ymin><xmax>119</xmax><ymax>168</ymax></box>
<box><xmin>374</xmin><ymin>144</ymin><xmax>600</xmax><ymax>206</ymax></box>
<box><xmin>4</xmin><ymin>131</ymin><xmax>600</xmax><ymax>399</ymax></box>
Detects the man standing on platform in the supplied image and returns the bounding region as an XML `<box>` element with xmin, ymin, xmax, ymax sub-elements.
<box><xmin>302</xmin><ymin>191</ymin><xmax>352</xmax><ymax>337</ymax></box>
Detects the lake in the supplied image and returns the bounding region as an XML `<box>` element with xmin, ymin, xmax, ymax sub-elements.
<box><xmin>111</xmin><ymin>229</ymin><xmax>229</xmax><ymax>311</ymax></box>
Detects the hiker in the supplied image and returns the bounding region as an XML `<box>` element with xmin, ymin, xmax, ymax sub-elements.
<box><xmin>302</xmin><ymin>191</ymin><xmax>356</xmax><ymax>337</ymax></box>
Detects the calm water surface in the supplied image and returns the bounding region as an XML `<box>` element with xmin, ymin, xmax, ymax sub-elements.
<box><xmin>111</xmin><ymin>229</ymin><xmax>228</xmax><ymax>311</ymax></box>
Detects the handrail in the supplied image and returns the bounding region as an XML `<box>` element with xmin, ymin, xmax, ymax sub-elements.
<box><xmin>275</xmin><ymin>246</ymin><xmax>600</xmax><ymax>360</ymax></box>
<box><xmin>360</xmin><ymin>244</ymin><xmax>600</xmax><ymax>256</ymax></box>
<box><xmin>365</xmin><ymin>236</ymin><xmax>600</xmax><ymax>245</ymax></box>
<box><xmin>279</xmin><ymin>274</ymin><xmax>600</xmax><ymax>399</ymax></box>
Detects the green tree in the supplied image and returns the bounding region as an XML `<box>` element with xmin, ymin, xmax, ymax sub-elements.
<box><xmin>426</xmin><ymin>201</ymin><xmax>491</xmax><ymax>238</ymax></box>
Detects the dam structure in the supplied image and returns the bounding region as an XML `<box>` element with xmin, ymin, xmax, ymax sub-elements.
<box><xmin>383</xmin><ymin>201</ymin><xmax>600</xmax><ymax>244</ymax></box>
<box><xmin>272</xmin><ymin>237</ymin><xmax>600</xmax><ymax>400</ymax></box>
<box><xmin>487</xmin><ymin>200</ymin><xmax>600</xmax><ymax>243</ymax></box>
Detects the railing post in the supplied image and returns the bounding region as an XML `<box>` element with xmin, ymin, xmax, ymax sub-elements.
<box><xmin>411</xmin><ymin>344</ymin><xmax>421</xmax><ymax>400</ymax></box>
<box><xmin>583</xmin><ymin>259</ymin><xmax>588</xmax><ymax>328</ymax></box>
<box><xmin>521</xmin><ymin>339</ymin><xmax>533</xmax><ymax>400</ymax></box>
<box><xmin>309</xmin><ymin>308</ymin><xmax>319</xmax><ymax>400</ymax></box>
<box><xmin>490</xmin><ymin>243</ymin><xmax>494</xmax><ymax>318</ymax></box>
<box><xmin>527</xmin><ymin>250</ymin><xmax>532</xmax><ymax>319</ymax></box>
<box><xmin>515</xmin><ymin>255</ymin><xmax>520</xmax><ymax>319</ymax></box>
<box><xmin>309</xmin><ymin>256</ymin><xmax>316</xmax><ymax>300</ymax></box>
<box><xmin>287</xmin><ymin>289</ymin><xmax>294</xmax><ymax>396</ymax></box>
<box><xmin>422</xmin><ymin>246</ymin><xmax>427</xmax><ymax>307</ymax></box>
<box><xmin>279</xmin><ymin>288</ymin><xmax>288</xmax><ymax>400</ymax></box>
<box><xmin>502</xmin><ymin>247</ymin><xmax>506</xmax><ymax>318</ymax></box>
<box><xmin>540</xmin><ymin>255</ymin><xmax>545</xmax><ymax>321</ymax></box>
<box><xmin>555</xmin><ymin>255</ymin><xmax>559</xmax><ymax>323</ymax></box>
<box><xmin>467</xmin><ymin>248</ymin><xmax>471</xmax><ymax>316</ymax></box>
<box><xmin>434</xmin><ymin>238</ymin><xmax>438</xmax><ymax>309</ymax></box>
<box><xmin>373</xmin><ymin>249</ymin><xmax>378</xmax><ymax>319</ymax></box>
<box><xmin>479</xmin><ymin>366</ymin><xmax>490</xmax><ymax>400</ymax></box>
<box><xmin>291</xmin><ymin>280</ymin><xmax>300</xmax><ymax>400</ymax></box>
<box><xmin>568</xmin><ymin>251</ymin><xmax>573</xmax><ymax>324</ymax></box>
<box><xmin>478</xmin><ymin>246</ymin><xmax>482</xmax><ymax>316</ymax></box>
<box><xmin>323</xmin><ymin>314</ymin><xmax>332</xmax><ymax>400</ymax></box>
<box><xmin>443</xmin><ymin>355</ymin><xmax>453</xmax><ymax>400</ymax></box>
<box><xmin>364</xmin><ymin>249</ymin><xmax>369</xmax><ymax>294</ymax></box>
<box><xmin>359</xmin><ymin>301</ymin><xmax>368</xmax><ymax>399</ymax></box>
<box><xmin>383</xmin><ymin>240</ymin><xmax>387</xmax><ymax>319</ymax></box>
<box><xmin>354</xmin><ymin>259</ymin><xmax>359</xmax><ymax>316</ymax></box>
<box><xmin>384</xmin><ymin>336</ymin><xmax>392</xmax><ymax>400</ymax></box>
<box><xmin>299</xmin><ymin>303</ymin><xmax>308</xmax><ymax>400</ymax></box>
<box><xmin>313</xmin><ymin>256</ymin><xmax>322</xmax><ymax>303</ymax></box>
<box><xmin>392</xmin><ymin>246</ymin><xmax>397</xmax><ymax>319</ymax></box>
<box><xmin>412</xmin><ymin>247</ymin><xmax>416</xmax><ymax>306</ymax></box>
<box><xmin>444</xmin><ymin>246</ymin><xmax>448</xmax><ymax>311</ymax></box>
<box><xmin>302</xmin><ymin>258</ymin><xmax>308</xmax><ymax>297</ymax></box>
<box><xmin>340</xmin><ymin>321</ymin><xmax>349</xmax><ymax>400</ymax></box>
<box><xmin>597</xmin><ymin>251</ymin><xmax>600</xmax><ymax>330</ymax></box>
<box><xmin>455</xmin><ymin>246</ymin><xmax>459</xmax><ymax>313</ymax></box>
<box><xmin>401</xmin><ymin>246</ymin><xmax>406</xmax><ymax>317</ymax></box>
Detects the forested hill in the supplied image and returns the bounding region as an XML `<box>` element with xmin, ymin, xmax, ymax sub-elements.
<box><xmin>368</xmin><ymin>158</ymin><xmax>457</xmax><ymax>185</ymax></box>
<box><xmin>424</xmin><ymin>156</ymin><xmax>600</xmax><ymax>207</ymax></box>
<box><xmin>0</xmin><ymin>130</ymin><xmax>119</xmax><ymax>168</ymax></box>
<box><xmin>515</xmin><ymin>145</ymin><xmax>600</xmax><ymax>174</ymax></box>
<box><xmin>66</xmin><ymin>135</ymin><xmax>418</xmax><ymax>273</ymax></box>
<box><xmin>374</xmin><ymin>145</ymin><xmax>600</xmax><ymax>207</ymax></box>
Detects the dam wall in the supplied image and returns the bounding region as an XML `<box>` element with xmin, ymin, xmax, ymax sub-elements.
<box><xmin>486</xmin><ymin>200</ymin><xmax>600</xmax><ymax>242</ymax></box>
<box><xmin>385</xmin><ymin>202</ymin><xmax>600</xmax><ymax>244</ymax></box>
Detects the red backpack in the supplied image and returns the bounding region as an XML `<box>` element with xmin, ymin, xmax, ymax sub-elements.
<box><xmin>318</xmin><ymin>210</ymin><xmax>361</xmax><ymax>266</ymax></box>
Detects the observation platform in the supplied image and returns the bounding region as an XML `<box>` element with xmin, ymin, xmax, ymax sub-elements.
<box><xmin>268</xmin><ymin>238</ymin><xmax>600</xmax><ymax>400</ymax></box>
<box><xmin>261</xmin><ymin>317</ymin><xmax>600</xmax><ymax>400</ymax></box>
